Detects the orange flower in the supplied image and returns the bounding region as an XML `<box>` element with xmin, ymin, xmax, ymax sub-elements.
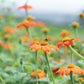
<box><xmin>1</xmin><ymin>43</ymin><xmax>13</xmax><ymax>50</ymax></box>
<box><xmin>56</xmin><ymin>37</ymin><xmax>79</xmax><ymax>47</ymax></box>
<box><xmin>52</xmin><ymin>67</ymin><xmax>57</xmax><ymax>72</ymax></box>
<box><xmin>30</xmin><ymin>69</ymin><xmax>46</xmax><ymax>79</ymax></box>
<box><xmin>72</xmin><ymin>22</ymin><xmax>79</xmax><ymax>28</ymax></box>
<box><xmin>26</xmin><ymin>15</ymin><xmax>35</xmax><ymax>20</ymax></box>
<box><xmin>17</xmin><ymin>20</ymin><xmax>36</xmax><ymax>28</ymax></box>
<box><xmin>52</xmin><ymin>67</ymin><xmax>59</xmax><ymax>74</ymax></box>
<box><xmin>20</xmin><ymin>37</ymin><xmax>29</xmax><ymax>42</ymax></box>
<box><xmin>4</xmin><ymin>26</ymin><xmax>14</xmax><ymax>34</ymax></box>
<box><xmin>18</xmin><ymin>4</ymin><xmax>32</xmax><ymax>9</ymax></box>
<box><xmin>0</xmin><ymin>14</ymin><xmax>3</xmax><ymax>18</ymax></box>
<box><xmin>56</xmin><ymin>63</ymin><xmax>84</xmax><ymax>76</ymax></box>
<box><xmin>42</xmin><ymin>35</ymin><xmax>55</xmax><ymax>41</ymax></box>
<box><xmin>37</xmin><ymin>21</ymin><xmax>45</xmax><ymax>28</ymax></box>
<box><xmin>30</xmin><ymin>39</ymin><xmax>58</xmax><ymax>53</ymax></box>
<box><xmin>60</xmin><ymin>30</ymin><xmax>70</xmax><ymax>37</ymax></box>
<box><xmin>56</xmin><ymin>60</ymin><xmax>63</xmax><ymax>63</ymax></box>
<box><xmin>79</xmin><ymin>13</ymin><xmax>84</xmax><ymax>18</ymax></box>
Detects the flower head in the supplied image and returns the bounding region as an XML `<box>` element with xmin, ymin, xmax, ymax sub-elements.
<box><xmin>60</xmin><ymin>30</ymin><xmax>70</xmax><ymax>37</ymax></box>
<box><xmin>30</xmin><ymin>39</ymin><xmax>58</xmax><ymax>53</ymax></box>
<box><xmin>17</xmin><ymin>20</ymin><xmax>36</xmax><ymax>28</ymax></box>
<box><xmin>79</xmin><ymin>13</ymin><xmax>84</xmax><ymax>18</ymax></box>
<box><xmin>4</xmin><ymin>26</ymin><xmax>14</xmax><ymax>34</ymax></box>
<box><xmin>37</xmin><ymin>21</ymin><xmax>45</xmax><ymax>28</ymax></box>
<box><xmin>0</xmin><ymin>14</ymin><xmax>3</xmax><ymax>18</ymax></box>
<box><xmin>30</xmin><ymin>69</ymin><xmax>46</xmax><ymax>78</ymax></box>
<box><xmin>72</xmin><ymin>22</ymin><xmax>79</xmax><ymax>28</ymax></box>
<box><xmin>56</xmin><ymin>63</ymin><xmax>84</xmax><ymax>76</ymax></box>
<box><xmin>20</xmin><ymin>37</ymin><xmax>29</xmax><ymax>42</ymax></box>
<box><xmin>26</xmin><ymin>15</ymin><xmax>35</xmax><ymax>20</ymax></box>
<box><xmin>42</xmin><ymin>35</ymin><xmax>55</xmax><ymax>41</ymax></box>
<box><xmin>56</xmin><ymin>37</ymin><xmax>79</xmax><ymax>47</ymax></box>
<box><xmin>18</xmin><ymin>4</ymin><xmax>32</xmax><ymax>9</ymax></box>
<box><xmin>42</xmin><ymin>27</ymin><xmax>49</xmax><ymax>33</ymax></box>
<box><xmin>77</xmin><ymin>77</ymin><xmax>84</xmax><ymax>82</ymax></box>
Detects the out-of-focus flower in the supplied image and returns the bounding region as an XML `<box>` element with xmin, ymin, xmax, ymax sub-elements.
<box><xmin>17</xmin><ymin>20</ymin><xmax>36</xmax><ymax>28</ymax></box>
<box><xmin>56</xmin><ymin>60</ymin><xmax>63</xmax><ymax>63</ymax></box>
<box><xmin>42</xmin><ymin>27</ymin><xmax>49</xmax><ymax>33</ymax></box>
<box><xmin>72</xmin><ymin>22</ymin><xmax>79</xmax><ymax>28</ymax></box>
<box><xmin>52</xmin><ymin>67</ymin><xmax>59</xmax><ymax>75</ymax></box>
<box><xmin>56</xmin><ymin>37</ymin><xmax>79</xmax><ymax>47</ymax></box>
<box><xmin>79</xmin><ymin>13</ymin><xmax>84</xmax><ymax>18</ymax></box>
<box><xmin>4</xmin><ymin>26</ymin><xmax>14</xmax><ymax>34</ymax></box>
<box><xmin>37</xmin><ymin>21</ymin><xmax>45</xmax><ymax>28</ymax></box>
<box><xmin>77</xmin><ymin>77</ymin><xmax>84</xmax><ymax>82</ymax></box>
<box><xmin>60</xmin><ymin>30</ymin><xmax>70</xmax><ymax>37</ymax></box>
<box><xmin>30</xmin><ymin>69</ymin><xmax>46</xmax><ymax>79</ymax></box>
<box><xmin>56</xmin><ymin>63</ymin><xmax>84</xmax><ymax>76</ymax></box>
<box><xmin>30</xmin><ymin>39</ymin><xmax>58</xmax><ymax>53</ymax></box>
<box><xmin>42</xmin><ymin>35</ymin><xmax>55</xmax><ymax>41</ymax></box>
<box><xmin>20</xmin><ymin>37</ymin><xmax>29</xmax><ymax>42</ymax></box>
<box><xmin>1</xmin><ymin>43</ymin><xmax>13</xmax><ymax>50</ymax></box>
<box><xmin>26</xmin><ymin>15</ymin><xmax>35</xmax><ymax>20</ymax></box>
<box><xmin>0</xmin><ymin>14</ymin><xmax>3</xmax><ymax>18</ymax></box>
<box><xmin>3</xmin><ymin>35</ymin><xmax>9</xmax><ymax>39</ymax></box>
<box><xmin>18</xmin><ymin>4</ymin><xmax>32</xmax><ymax>9</ymax></box>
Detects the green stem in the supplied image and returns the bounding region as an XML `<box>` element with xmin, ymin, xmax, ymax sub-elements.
<box><xmin>73</xmin><ymin>28</ymin><xmax>77</xmax><ymax>37</ymax></box>
<box><xmin>45</xmin><ymin>53</ymin><xmax>55</xmax><ymax>84</ymax></box>
<box><xmin>68</xmin><ymin>45</ymin><xmax>84</xmax><ymax>60</ymax></box>
<box><xmin>71</xmin><ymin>51</ymin><xmax>73</xmax><ymax>63</ymax></box>
<box><xmin>0</xmin><ymin>76</ymin><xmax>5</xmax><ymax>84</ymax></box>
<box><xmin>70</xmin><ymin>72</ymin><xmax>74</xmax><ymax>84</ymax></box>
<box><xmin>35</xmin><ymin>51</ymin><xmax>38</xmax><ymax>84</ymax></box>
<box><xmin>25</xmin><ymin>9</ymin><xmax>28</xmax><ymax>17</ymax></box>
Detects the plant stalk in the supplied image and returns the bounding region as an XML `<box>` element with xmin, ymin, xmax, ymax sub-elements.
<box><xmin>68</xmin><ymin>45</ymin><xmax>84</xmax><ymax>60</ymax></box>
<box><xmin>70</xmin><ymin>72</ymin><xmax>74</xmax><ymax>84</ymax></box>
<box><xmin>45</xmin><ymin>52</ymin><xmax>55</xmax><ymax>84</ymax></box>
<box><xmin>35</xmin><ymin>51</ymin><xmax>38</xmax><ymax>84</ymax></box>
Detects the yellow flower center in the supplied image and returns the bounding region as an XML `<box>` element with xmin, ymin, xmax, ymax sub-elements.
<box><xmin>22</xmin><ymin>20</ymin><xmax>29</xmax><ymax>24</ymax></box>
<box><xmin>34</xmin><ymin>40</ymin><xmax>39</xmax><ymax>44</ymax></box>
<box><xmin>37</xmin><ymin>69</ymin><xmax>42</xmax><ymax>73</ymax></box>
<box><xmin>4</xmin><ymin>35</ymin><xmax>9</xmax><ymax>39</ymax></box>
<box><xmin>72</xmin><ymin>22</ymin><xmax>79</xmax><ymax>27</ymax></box>
<box><xmin>80</xmin><ymin>13</ymin><xmax>84</xmax><ymax>17</ymax></box>
<box><xmin>40</xmin><ymin>40</ymin><xmax>48</xmax><ymax>46</ymax></box>
<box><xmin>63</xmin><ymin>37</ymin><xmax>70</xmax><ymax>42</ymax></box>
<box><xmin>27</xmin><ymin>15</ymin><xmax>35</xmax><ymax>20</ymax></box>
<box><xmin>68</xmin><ymin>63</ymin><xmax>75</xmax><ymax>68</ymax></box>
<box><xmin>77</xmin><ymin>77</ymin><xmax>83</xmax><ymax>82</ymax></box>
<box><xmin>42</xmin><ymin>27</ymin><xmax>49</xmax><ymax>32</ymax></box>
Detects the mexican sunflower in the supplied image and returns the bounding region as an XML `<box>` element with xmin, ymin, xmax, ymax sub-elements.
<box><xmin>56</xmin><ymin>37</ymin><xmax>79</xmax><ymax>47</ymax></box>
<box><xmin>37</xmin><ymin>21</ymin><xmax>45</xmax><ymax>28</ymax></box>
<box><xmin>18</xmin><ymin>4</ymin><xmax>32</xmax><ymax>9</ymax></box>
<box><xmin>20</xmin><ymin>37</ymin><xmax>29</xmax><ymax>42</ymax></box>
<box><xmin>60</xmin><ymin>30</ymin><xmax>70</xmax><ymax>37</ymax></box>
<box><xmin>26</xmin><ymin>15</ymin><xmax>35</xmax><ymax>20</ymax></box>
<box><xmin>30</xmin><ymin>69</ymin><xmax>46</xmax><ymax>79</ymax></box>
<box><xmin>56</xmin><ymin>63</ymin><xmax>84</xmax><ymax>76</ymax></box>
<box><xmin>1</xmin><ymin>42</ymin><xmax>13</xmax><ymax>50</ymax></box>
<box><xmin>30</xmin><ymin>39</ymin><xmax>58</xmax><ymax>53</ymax></box>
<box><xmin>0</xmin><ymin>14</ymin><xmax>3</xmax><ymax>18</ymax></box>
<box><xmin>4</xmin><ymin>26</ymin><xmax>14</xmax><ymax>34</ymax></box>
<box><xmin>72</xmin><ymin>22</ymin><xmax>79</xmax><ymax>28</ymax></box>
<box><xmin>79</xmin><ymin>13</ymin><xmax>84</xmax><ymax>18</ymax></box>
<box><xmin>17</xmin><ymin>20</ymin><xmax>36</xmax><ymax>28</ymax></box>
<box><xmin>42</xmin><ymin>35</ymin><xmax>55</xmax><ymax>41</ymax></box>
